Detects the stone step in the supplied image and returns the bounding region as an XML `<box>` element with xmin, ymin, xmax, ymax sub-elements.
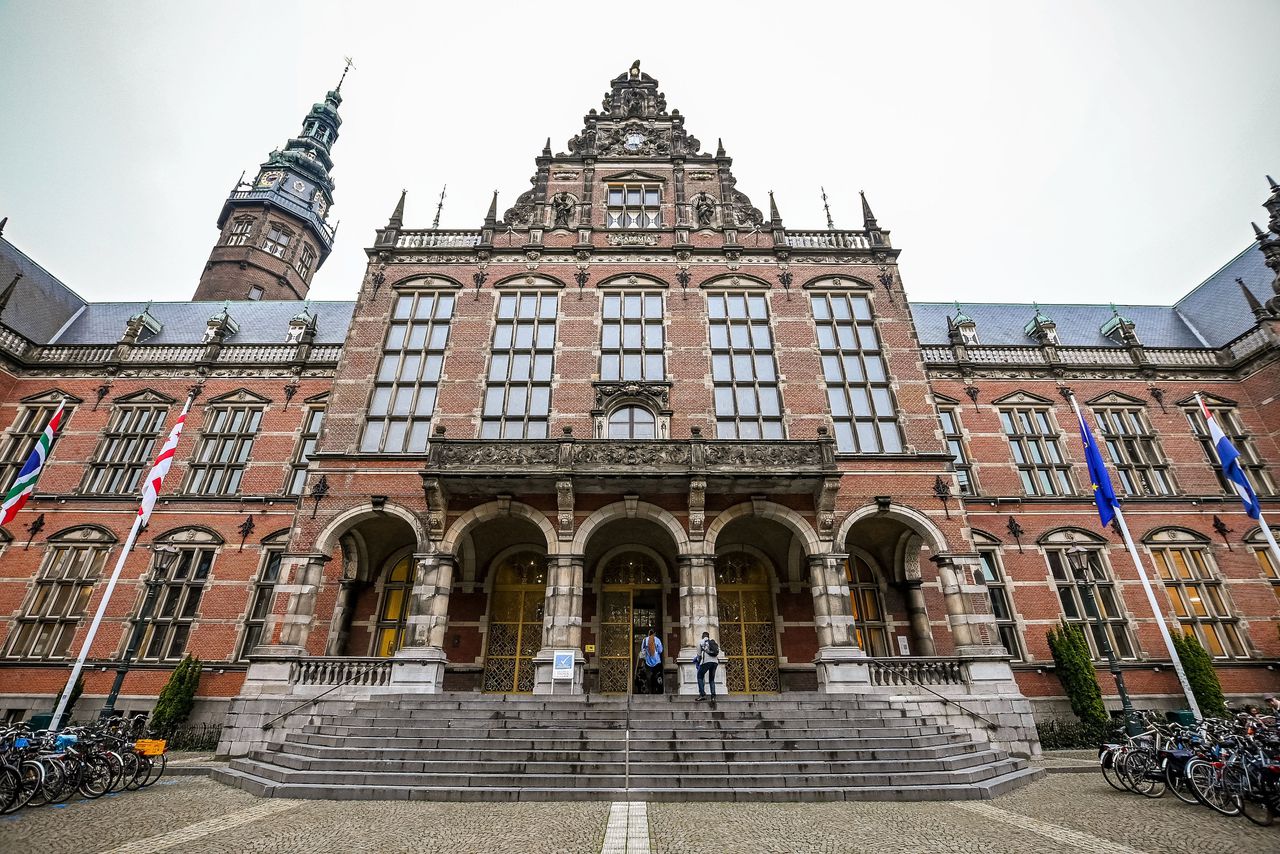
<box><xmin>226</xmin><ymin>756</ymin><xmax>1028</xmax><ymax>791</ymax></box>
<box><xmin>300</xmin><ymin>708</ymin><xmax>912</xmax><ymax>723</ymax></box>
<box><xmin>254</xmin><ymin>748</ymin><xmax>1007</xmax><ymax>776</ymax></box>
<box><xmin>300</xmin><ymin>723</ymin><xmax>950</xmax><ymax>741</ymax></box>
<box><xmin>286</xmin><ymin>732</ymin><xmax>965</xmax><ymax>752</ymax></box>
<box><xmin>345</xmin><ymin>697</ymin><xmax>901</xmax><ymax>712</ymax></box>
<box><xmin>274</xmin><ymin>738</ymin><xmax>985</xmax><ymax>764</ymax></box>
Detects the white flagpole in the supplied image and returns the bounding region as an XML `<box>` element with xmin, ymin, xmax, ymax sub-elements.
<box><xmin>49</xmin><ymin>514</ymin><xmax>145</xmax><ymax>731</ymax></box>
<box><xmin>1068</xmin><ymin>394</ymin><xmax>1202</xmax><ymax>719</ymax></box>
<box><xmin>1194</xmin><ymin>393</ymin><xmax>1280</xmax><ymax>571</ymax></box>
<box><xmin>49</xmin><ymin>392</ymin><xmax>194</xmax><ymax>731</ymax></box>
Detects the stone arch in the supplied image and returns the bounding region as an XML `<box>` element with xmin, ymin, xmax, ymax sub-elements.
<box><xmin>439</xmin><ymin>499</ymin><xmax>557</xmax><ymax>557</ymax></box>
<box><xmin>314</xmin><ymin>500</ymin><xmax>428</xmax><ymax>556</ymax></box>
<box><xmin>481</xmin><ymin>543</ymin><xmax>552</xmax><ymax>593</ymax></box>
<box><xmin>1141</xmin><ymin>525</ymin><xmax>1211</xmax><ymax>545</ymax></box>
<box><xmin>1035</xmin><ymin>526</ymin><xmax>1108</xmax><ymax>546</ymax></box>
<box><xmin>706</xmin><ymin>500</ymin><xmax>821</xmax><ymax>557</ymax></box>
<box><xmin>833</xmin><ymin>502</ymin><xmax>948</xmax><ymax>555</ymax></box>
<box><xmin>571</xmin><ymin>500</ymin><xmax>690</xmax><ymax>556</ymax></box>
<box><xmin>152</xmin><ymin>525</ymin><xmax>224</xmax><ymax>546</ymax></box>
<box><xmin>595</xmin><ymin>543</ymin><xmax>673</xmax><ymax>585</ymax></box>
<box><xmin>45</xmin><ymin>524</ymin><xmax>118</xmax><ymax>544</ymax></box>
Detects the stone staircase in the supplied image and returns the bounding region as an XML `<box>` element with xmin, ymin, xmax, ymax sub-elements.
<box><xmin>212</xmin><ymin>693</ymin><xmax>1043</xmax><ymax>802</ymax></box>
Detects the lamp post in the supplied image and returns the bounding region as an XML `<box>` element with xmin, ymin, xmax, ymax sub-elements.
<box><xmin>98</xmin><ymin>544</ymin><xmax>179</xmax><ymax>720</ymax></box>
<box><xmin>1066</xmin><ymin>543</ymin><xmax>1138</xmax><ymax>735</ymax></box>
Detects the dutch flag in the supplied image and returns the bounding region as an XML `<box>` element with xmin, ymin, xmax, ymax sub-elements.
<box><xmin>1198</xmin><ymin>395</ymin><xmax>1262</xmax><ymax>519</ymax></box>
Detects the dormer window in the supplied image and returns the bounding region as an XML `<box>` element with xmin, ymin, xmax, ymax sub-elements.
<box><xmin>606</xmin><ymin>183</ymin><xmax>661</xmax><ymax>229</ymax></box>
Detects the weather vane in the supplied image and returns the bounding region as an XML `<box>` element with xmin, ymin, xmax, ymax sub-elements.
<box><xmin>432</xmin><ymin>185</ymin><xmax>447</xmax><ymax>230</ymax></box>
<box><xmin>337</xmin><ymin>56</ymin><xmax>356</xmax><ymax>92</ymax></box>
<box><xmin>821</xmin><ymin>186</ymin><xmax>835</xmax><ymax>230</ymax></box>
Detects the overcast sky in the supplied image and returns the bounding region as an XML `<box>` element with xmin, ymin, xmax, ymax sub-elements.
<box><xmin>1</xmin><ymin>1</ymin><xmax>1277</xmax><ymax>307</ymax></box>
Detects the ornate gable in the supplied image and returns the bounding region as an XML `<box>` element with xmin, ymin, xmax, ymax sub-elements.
<box><xmin>990</xmin><ymin>390</ymin><xmax>1055</xmax><ymax>407</ymax></box>
<box><xmin>206</xmin><ymin>388</ymin><xmax>271</xmax><ymax>406</ymax></box>
<box><xmin>113</xmin><ymin>388</ymin><xmax>176</xmax><ymax>406</ymax></box>
<box><xmin>1085</xmin><ymin>391</ymin><xmax>1147</xmax><ymax>407</ymax></box>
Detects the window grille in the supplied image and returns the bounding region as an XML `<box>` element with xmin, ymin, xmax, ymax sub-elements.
<box><xmin>81</xmin><ymin>405</ymin><xmax>167</xmax><ymax>496</ymax></box>
<box><xmin>481</xmin><ymin>292</ymin><xmax>557</xmax><ymax>439</ymax></box>
<box><xmin>975</xmin><ymin>548</ymin><xmax>1023</xmax><ymax>659</ymax></box>
<box><xmin>226</xmin><ymin>217</ymin><xmax>253</xmax><ymax>246</ymax></box>
<box><xmin>0</xmin><ymin>400</ymin><xmax>70</xmax><ymax>488</ymax></box>
<box><xmin>4</xmin><ymin>538</ymin><xmax>108</xmax><ymax>660</ymax></box>
<box><xmin>261</xmin><ymin>224</ymin><xmax>292</xmax><ymax>259</ymax></box>
<box><xmin>939</xmin><ymin>407</ymin><xmax>975</xmax><ymax>494</ymax></box>
<box><xmin>286</xmin><ymin>407</ymin><xmax>324</xmax><ymax>495</ymax></box>
<box><xmin>605</xmin><ymin>184</ymin><xmax>661</xmax><ymax>229</ymax></box>
<box><xmin>184</xmin><ymin>405</ymin><xmax>263</xmax><ymax>495</ymax></box>
<box><xmin>238</xmin><ymin>549</ymin><xmax>283</xmax><ymax>659</ymax></box>
<box><xmin>1093</xmin><ymin>407</ymin><xmax>1173</xmax><ymax>496</ymax></box>
<box><xmin>1185</xmin><ymin>405</ymin><xmax>1275</xmax><ymax>496</ymax></box>
<box><xmin>138</xmin><ymin>546</ymin><xmax>214</xmax><ymax>661</ymax></box>
<box><xmin>812</xmin><ymin>293</ymin><xmax>902</xmax><ymax>453</ymax></box>
<box><xmin>708</xmin><ymin>292</ymin><xmax>783</xmax><ymax>439</ymax></box>
<box><xmin>362</xmin><ymin>292</ymin><xmax>454</xmax><ymax>453</ymax></box>
<box><xmin>1045</xmin><ymin>546</ymin><xmax>1135</xmax><ymax>659</ymax></box>
<box><xmin>1149</xmin><ymin>535</ymin><xmax>1246</xmax><ymax>659</ymax></box>
<box><xmin>601</xmin><ymin>292</ymin><xmax>664</xmax><ymax>381</ymax></box>
<box><xmin>1000</xmin><ymin>406</ymin><xmax>1073</xmax><ymax>496</ymax></box>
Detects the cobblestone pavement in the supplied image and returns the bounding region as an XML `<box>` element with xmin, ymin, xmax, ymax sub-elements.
<box><xmin>0</xmin><ymin>774</ymin><xmax>1274</xmax><ymax>854</ymax></box>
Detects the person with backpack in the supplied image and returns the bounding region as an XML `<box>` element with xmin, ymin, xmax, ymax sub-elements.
<box><xmin>695</xmin><ymin>631</ymin><xmax>720</xmax><ymax>701</ymax></box>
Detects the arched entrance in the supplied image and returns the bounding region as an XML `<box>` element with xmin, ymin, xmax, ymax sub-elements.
<box><xmin>373</xmin><ymin>554</ymin><xmax>413</xmax><ymax>656</ymax></box>
<box><xmin>482</xmin><ymin>551</ymin><xmax>547</xmax><ymax>693</ymax></box>
<box><xmin>598</xmin><ymin>551</ymin><xmax>665</xmax><ymax>694</ymax></box>
<box><xmin>715</xmin><ymin>552</ymin><xmax>780</xmax><ymax>693</ymax></box>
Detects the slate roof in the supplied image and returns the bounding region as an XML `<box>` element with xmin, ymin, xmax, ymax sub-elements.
<box><xmin>910</xmin><ymin>242</ymin><xmax>1272</xmax><ymax>349</ymax></box>
<box><xmin>0</xmin><ymin>238</ymin><xmax>88</xmax><ymax>344</ymax></box>
<box><xmin>53</xmin><ymin>300</ymin><xmax>356</xmax><ymax>346</ymax></box>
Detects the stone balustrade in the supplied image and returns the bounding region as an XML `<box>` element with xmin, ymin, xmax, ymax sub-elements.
<box><xmin>216</xmin><ymin>344</ymin><xmax>298</xmax><ymax>364</ymax></box>
<box><xmin>395</xmin><ymin>230</ymin><xmax>484</xmax><ymax>249</ymax></box>
<box><xmin>292</xmin><ymin>656</ymin><xmax>393</xmax><ymax>688</ymax></box>
<box><xmin>784</xmin><ymin>230</ymin><xmax>876</xmax><ymax>249</ymax></box>
<box><xmin>867</xmin><ymin>657</ymin><xmax>967</xmax><ymax>687</ymax></box>
<box><xmin>125</xmin><ymin>345</ymin><xmax>206</xmax><ymax>363</ymax></box>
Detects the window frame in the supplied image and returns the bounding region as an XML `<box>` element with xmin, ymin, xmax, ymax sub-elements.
<box><xmin>974</xmin><ymin>545</ymin><xmax>1023</xmax><ymax>660</ymax></box>
<box><xmin>3</xmin><ymin>533</ymin><xmax>110</xmax><ymax>660</ymax></box>
<box><xmin>1000</xmin><ymin>406</ymin><xmax>1074</xmax><ymax>497</ymax></box>
<box><xmin>1148</xmin><ymin>531</ymin><xmax>1247</xmax><ymax>659</ymax></box>
<box><xmin>296</xmin><ymin>244</ymin><xmax>316</xmax><ymax>279</ymax></box>
<box><xmin>361</xmin><ymin>291</ymin><xmax>455</xmax><ymax>453</ymax></box>
<box><xmin>286</xmin><ymin>406</ymin><xmax>325</xmax><ymax>495</ymax></box>
<box><xmin>812</xmin><ymin>293</ymin><xmax>903</xmax><ymax>454</ymax></box>
<box><xmin>1092</xmin><ymin>406</ymin><xmax>1173</xmax><ymax>497</ymax></box>
<box><xmin>226</xmin><ymin>216</ymin><xmax>254</xmax><ymax>247</ymax></box>
<box><xmin>1185</xmin><ymin>404</ymin><xmax>1276</xmax><ymax>497</ymax></box>
<box><xmin>708</xmin><ymin>291</ymin><xmax>784</xmax><ymax>440</ymax></box>
<box><xmin>260</xmin><ymin>223</ymin><xmax>293</xmax><ymax>259</ymax></box>
<box><xmin>845</xmin><ymin>556</ymin><xmax>891</xmax><ymax>656</ymax></box>
<box><xmin>238</xmin><ymin>547</ymin><xmax>284</xmax><ymax>660</ymax></box>
<box><xmin>183</xmin><ymin>404</ymin><xmax>264</xmax><ymax>496</ymax></box>
<box><xmin>605</xmin><ymin>183</ymin><xmax>662</xmax><ymax>229</ymax></box>
<box><xmin>137</xmin><ymin>545</ymin><xmax>215</xmax><ymax>662</ymax></box>
<box><xmin>480</xmin><ymin>291</ymin><xmax>558</xmax><ymax>440</ymax></box>
<box><xmin>1044</xmin><ymin>542</ymin><xmax>1136</xmax><ymax>660</ymax></box>
<box><xmin>80</xmin><ymin>403</ymin><xmax>168</xmax><ymax>496</ymax></box>
<box><xmin>600</xmin><ymin>291</ymin><xmax>665</xmax><ymax>382</ymax></box>
<box><xmin>0</xmin><ymin>399</ymin><xmax>72</xmax><ymax>489</ymax></box>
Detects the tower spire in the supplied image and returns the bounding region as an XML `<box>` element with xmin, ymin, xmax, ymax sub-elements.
<box><xmin>485</xmin><ymin>191</ymin><xmax>499</xmax><ymax>226</ymax></box>
<box><xmin>821</xmin><ymin>187</ymin><xmax>835</xmax><ymax>230</ymax></box>
<box><xmin>432</xmin><ymin>185</ymin><xmax>447</xmax><ymax>230</ymax></box>
<box><xmin>336</xmin><ymin>56</ymin><xmax>355</xmax><ymax>94</ymax></box>
<box><xmin>859</xmin><ymin>190</ymin><xmax>878</xmax><ymax>231</ymax></box>
<box><xmin>388</xmin><ymin>189</ymin><xmax>406</xmax><ymax>228</ymax></box>
<box><xmin>768</xmin><ymin>191</ymin><xmax>782</xmax><ymax>227</ymax></box>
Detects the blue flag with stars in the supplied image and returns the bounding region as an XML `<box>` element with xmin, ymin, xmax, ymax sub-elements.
<box><xmin>1077</xmin><ymin>408</ymin><xmax>1117</xmax><ymax>526</ymax></box>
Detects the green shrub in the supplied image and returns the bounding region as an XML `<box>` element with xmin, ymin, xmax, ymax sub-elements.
<box><xmin>1036</xmin><ymin>717</ymin><xmax>1113</xmax><ymax>750</ymax></box>
<box><xmin>1046</xmin><ymin>621</ymin><xmax>1109</xmax><ymax>731</ymax></box>
<box><xmin>1170</xmin><ymin>631</ymin><xmax>1228</xmax><ymax>719</ymax></box>
<box><xmin>149</xmin><ymin>655</ymin><xmax>203</xmax><ymax>735</ymax></box>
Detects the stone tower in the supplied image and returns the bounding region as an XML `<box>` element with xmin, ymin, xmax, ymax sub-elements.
<box><xmin>192</xmin><ymin>73</ymin><xmax>346</xmax><ymax>301</ymax></box>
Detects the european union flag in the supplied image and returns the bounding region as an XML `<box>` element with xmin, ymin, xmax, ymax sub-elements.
<box><xmin>1077</xmin><ymin>409</ymin><xmax>1117</xmax><ymax>527</ymax></box>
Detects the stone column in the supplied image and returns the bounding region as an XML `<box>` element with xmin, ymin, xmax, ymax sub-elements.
<box><xmin>324</xmin><ymin>580</ymin><xmax>357</xmax><ymax>657</ymax></box>
<box><xmin>903</xmin><ymin>580</ymin><xmax>937</xmax><ymax>656</ymax></box>
<box><xmin>241</xmin><ymin>553</ymin><xmax>327</xmax><ymax>695</ymax></box>
<box><xmin>809</xmin><ymin>553</ymin><xmax>871</xmax><ymax>693</ymax></box>
<box><xmin>932</xmin><ymin>554</ymin><xmax>1005</xmax><ymax>657</ymax></box>
<box><xmin>676</xmin><ymin>554</ymin><xmax>724</xmax><ymax>695</ymax></box>
<box><xmin>389</xmin><ymin>551</ymin><xmax>456</xmax><ymax>693</ymax></box>
<box><xmin>534</xmin><ymin>554</ymin><xmax>585</xmax><ymax>694</ymax></box>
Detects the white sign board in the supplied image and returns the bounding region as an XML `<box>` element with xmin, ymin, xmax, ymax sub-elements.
<box><xmin>552</xmin><ymin>650</ymin><xmax>575</xmax><ymax>681</ymax></box>
<box><xmin>896</xmin><ymin>635</ymin><xmax>910</xmax><ymax>656</ymax></box>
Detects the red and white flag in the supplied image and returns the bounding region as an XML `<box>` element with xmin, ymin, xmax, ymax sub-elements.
<box><xmin>138</xmin><ymin>397</ymin><xmax>193</xmax><ymax>525</ymax></box>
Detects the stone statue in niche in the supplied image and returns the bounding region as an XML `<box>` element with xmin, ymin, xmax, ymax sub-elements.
<box><xmin>622</xmin><ymin>88</ymin><xmax>645</xmax><ymax>116</ymax></box>
<box><xmin>693</xmin><ymin>192</ymin><xmax>716</xmax><ymax>228</ymax></box>
<box><xmin>551</xmin><ymin>192</ymin><xmax>574</xmax><ymax>228</ymax></box>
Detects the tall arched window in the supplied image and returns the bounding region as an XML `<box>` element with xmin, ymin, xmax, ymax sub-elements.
<box><xmin>4</xmin><ymin>527</ymin><xmax>113</xmax><ymax>660</ymax></box>
<box><xmin>845</xmin><ymin>556</ymin><xmax>890</xmax><ymax>656</ymax></box>
<box><xmin>1147</xmin><ymin>528</ymin><xmax>1247</xmax><ymax>659</ymax></box>
<box><xmin>373</xmin><ymin>556</ymin><xmax>413</xmax><ymax>657</ymax></box>
<box><xmin>607</xmin><ymin>405</ymin><xmax>656</xmax><ymax>439</ymax></box>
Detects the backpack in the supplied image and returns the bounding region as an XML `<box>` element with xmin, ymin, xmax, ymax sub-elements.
<box><xmin>705</xmin><ymin>638</ymin><xmax>719</xmax><ymax>657</ymax></box>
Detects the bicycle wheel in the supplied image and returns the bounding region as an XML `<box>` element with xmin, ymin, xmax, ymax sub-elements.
<box><xmin>77</xmin><ymin>755</ymin><xmax>113</xmax><ymax>799</ymax></box>
<box><xmin>49</xmin><ymin>760</ymin><xmax>80</xmax><ymax>804</ymax></box>
<box><xmin>1240</xmin><ymin>790</ymin><xmax>1275</xmax><ymax>827</ymax></box>
<box><xmin>110</xmin><ymin>752</ymin><xmax>137</xmax><ymax>793</ymax></box>
<box><xmin>1</xmin><ymin>760</ymin><xmax>44</xmax><ymax>814</ymax></box>
<box><xmin>1119</xmin><ymin>750</ymin><xmax>1159</xmax><ymax>796</ymax></box>
<box><xmin>27</xmin><ymin>759</ymin><xmax>65</xmax><ymax>807</ymax></box>
<box><xmin>1101</xmin><ymin>748</ymin><xmax>1128</xmax><ymax>792</ymax></box>
<box><xmin>1187</xmin><ymin>759</ymin><xmax>1241</xmax><ymax>816</ymax></box>
<box><xmin>1133</xmin><ymin>751</ymin><xmax>1167</xmax><ymax>799</ymax></box>
<box><xmin>0</xmin><ymin>765</ymin><xmax>19</xmax><ymax>814</ymax></box>
<box><xmin>141</xmin><ymin>751</ymin><xmax>166</xmax><ymax>787</ymax></box>
<box><xmin>1165</xmin><ymin>761</ymin><xmax>1198</xmax><ymax>805</ymax></box>
<box><xmin>125</xmin><ymin>754</ymin><xmax>150</xmax><ymax>790</ymax></box>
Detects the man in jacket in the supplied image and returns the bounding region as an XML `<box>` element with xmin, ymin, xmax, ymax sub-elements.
<box><xmin>695</xmin><ymin>631</ymin><xmax>719</xmax><ymax>701</ymax></box>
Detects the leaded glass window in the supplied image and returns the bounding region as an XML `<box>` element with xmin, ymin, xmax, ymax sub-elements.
<box><xmin>1185</xmin><ymin>405</ymin><xmax>1276</xmax><ymax>496</ymax></box>
<box><xmin>260</xmin><ymin>224</ymin><xmax>292</xmax><ymax>259</ymax></box>
<box><xmin>4</xmin><ymin>531</ymin><xmax>109</xmax><ymax>660</ymax></box>
<box><xmin>481</xmin><ymin>292</ymin><xmax>557</xmax><ymax>439</ymax></box>
<box><xmin>81</xmin><ymin>404</ymin><xmax>167</xmax><ymax>496</ymax></box>
<box><xmin>939</xmin><ymin>406</ymin><xmax>975</xmax><ymax>494</ymax></box>
<box><xmin>238</xmin><ymin>548</ymin><xmax>283</xmax><ymax>659</ymax></box>
<box><xmin>1093</xmin><ymin>407</ymin><xmax>1173</xmax><ymax>496</ymax></box>
<box><xmin>845</xmin><ymin>556</ymin><xmax>889</xmax><ymax>656</ymax></box>
<box><xmin>139</xmin><ymin>546</ymin><xmax>214</xmax><ymax>661</ymax></box>
<box><xmin>606</xmin><ymin>184</ymin><xmax>661</xmax><ymax>229</ymax></box>
<box><xmin>286</xmin><ymin>407</ymin><xmax>324</xmax><ymax>495</ymax></box>
<box><xmin>1148</xmin><ymin>531</ymin><xmax>1246</xmax><ymax>659</ymax></box>
<box><xmin>601</xmin><ymin>292</ymin><xmax>664</xmax><ymax>381</ymax></box>
<box><xmin>184</xmin><ymin>404</ymin><xmax>262</xmax><ymax>495</ymax></box>
<box><xmin>812</xmin><ymin>293</ymin><xmax>902</xmax><ymax>453</ymax></box>
<box><xmin>975</xmin><ymin>547</ymin><xmax>1023</xmax><ymax>659</ymax></box>
<box><xmin>1000</xmin><ymin>406</ymin><xmax>1073</xmax><ymax>496</ymax></box>
<box><xmin>708</xmin><ymin>292</ymin><xmax>783</xmax><ymax>439</ymax></box>
<box><xmin>1045</xmin><ymin>545</ymin><xmax>1135</xmax><ymax>659</ymax></box>
<box><xmin>362</xmin><ymin>291</ymin><xmax>454</xmax><ymax>453</ymax></box>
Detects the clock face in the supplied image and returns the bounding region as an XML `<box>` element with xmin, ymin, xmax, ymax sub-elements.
<box><xmin>313</xmin><ymin>193</ymin><xmax>328</xmax><ymax>215</ymax></box>
<box><xmin>256</xmin><ymin>171</ymin><xmax>282</xmax><ymax>187</ymax></box>
<box><xmin>624</xmin><ymin>132</ymin><xmax>646</xmax><ymax>152</ymax></box>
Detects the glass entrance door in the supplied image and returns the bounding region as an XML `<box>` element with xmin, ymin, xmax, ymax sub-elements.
<box><xmin>715</xmin><ymin>552</ymin><xmax>780</xmax><ymax>693</ymax></box>
<box><xmin>482</xmin><ymin>552</ymin><xmax>547</xmax><ymax>693</ymax></box>
<box><xmin>597</xmin><ymin>552</ymin><xmax>664</xmax><ymax>694</ymax></box>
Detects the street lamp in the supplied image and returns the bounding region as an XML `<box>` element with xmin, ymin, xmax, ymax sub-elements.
<box><xmin>98</xmin><ymin>543</ymin><xmax>180</xmax><ymax>720</ymax></box>
<box><xmin>1066</xmin><ymin>542</ymin><xmax>1138</xmax><ymax>735</ymax></box>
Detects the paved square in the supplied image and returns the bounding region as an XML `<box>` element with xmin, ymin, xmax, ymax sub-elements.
<box><xmin>0</xmin><ymin>773</ymin><xmax>1272</xmax><ymax>854</ymax></box>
